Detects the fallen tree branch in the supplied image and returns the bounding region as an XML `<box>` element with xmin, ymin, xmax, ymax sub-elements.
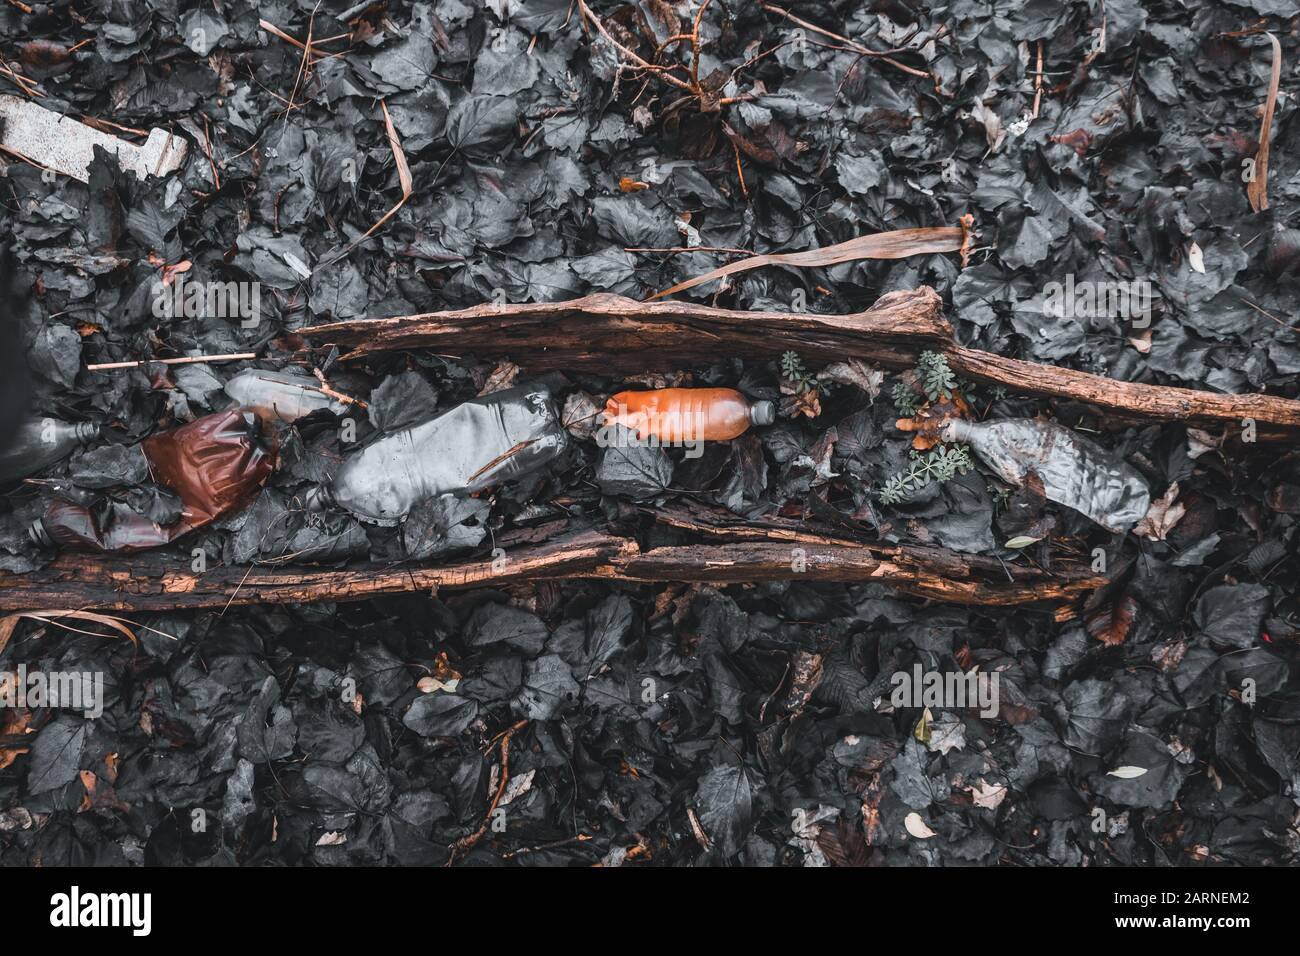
<box><xmin>0</xmin><ymin>527</ymin><xmax>1102</xmax><ymax>612</ymax></box>
<box><xmin>304</xmin><ymin>290</ymin><xmax>1300</xmax><ymax>436</ymax></box>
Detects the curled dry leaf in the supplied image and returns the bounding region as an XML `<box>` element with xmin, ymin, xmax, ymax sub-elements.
<box><xmin>1246</xmin><ymin>33</ymin><xmax>1281</xmax><ymax>213</ymax></box>
<box><xmin>904</xmin><ymin>812</ymin><xmax>936</xmax><ymax>839</ymax></box>
<box><xmin>648</xmin><ymin>225</ymin><xmax>969</xmax><ymax>300</ymax></box>
<box><xmin>1133</xmin><ymin>482</ymin><xmax>1186</xmax><ymax>541</ymax></box>
<box><xmin>816</xmin><ymin>359</ymin><xmax>883</xmax><ymax>399</ymax></box>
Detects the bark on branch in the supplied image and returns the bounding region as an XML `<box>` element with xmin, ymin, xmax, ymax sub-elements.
<box><xmin>305</xmin><ymin>290</ymin><xmax>1300</xmax><ymax>436</ymax></box>
<box><xmin>0</xmin><ymin>527</ymin><xmax>1102</xmax><ymax>612</ymax></box>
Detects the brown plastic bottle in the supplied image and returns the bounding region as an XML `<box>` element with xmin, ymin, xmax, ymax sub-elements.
<box><xmin>29</xmin><ymin>408</ymin><xmax>275</xmax><ymax>553</ymax></box>
<box><xmin>603</xmin><ymin>388</ymin><xmax>775</xmax><ymax>443</ymax></box>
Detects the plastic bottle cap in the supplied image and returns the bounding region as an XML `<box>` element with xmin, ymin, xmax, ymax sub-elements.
<box><xmin>750</xmin><ymin>401</ymin><xmax>776</xmax><ymax>427</ymax></box>
<box><xmin>74</xmin><ymin>423</ymin><xmax>100</xmax><ymax>445</ymax></box>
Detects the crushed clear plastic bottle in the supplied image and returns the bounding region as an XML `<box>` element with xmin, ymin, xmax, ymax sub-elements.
<box><xmin>942</xmin><ymin>417</ymin><xmax>1150</xmax><ymax>533</ymax></box>
<box><xmin>308</xmin><ymin>384</ymin><xmax>568</xmax><ymax>525</ymax></box>
<box><xmin>223</xmin><ymin>368</ymin><xmax>349</xmax><ymax>425</ymax></box>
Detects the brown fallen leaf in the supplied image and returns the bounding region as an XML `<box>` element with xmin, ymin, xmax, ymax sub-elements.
<box><xmin>1133</xmin><ymin>482</ymin><xmax>1186</xmax><ymax>541</ymax></box>
<box><xmin>1247</xmin><ymin>33</ymin><xmax>1282</xmax><ymax>213</ymax></box>
<box><xmin>648</xmin><ymin>223</ymin><xmax>971</xmax><ymax>300</ymax></box>
<box><xmin>477</xmin><ymin>359</ymin><xmax>521</xmax><ymax>396</ymax></box>
<box><xmin>1086</xmin><ymin>594</ymin><xmax>1138</xmax><ymax>646</ymax></box>
<box><xmin>895</xmin><ymin>390</ymin><xmax>973</xmax><ymax>450</ymax></box>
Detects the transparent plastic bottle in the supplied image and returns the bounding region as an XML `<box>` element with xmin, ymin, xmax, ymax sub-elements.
<box><xmin>224</xmin><ymin>368</ymin><xmax>349</xmax><ymax>425</ymax></box>
<box><xmin>30</xmin><ymin>408</ymin><xmax>274</xmax><ymax>552</ymax></box>
<box><xmin>308</xmin><ymin>384</ymin><xmax>568</xmax><ymax>525</ymax></box>
<box><xmin>602</xmin><ymin>388</ymin><xmax>775</xmax><ymax>443</ymax></box>
<box><xmin>942</xmin><ymin>418</ymin><xmax>1150</xmax><ymax>532</ymax></box>
<box><xmin>0</xmin><ymin>418</ymin><xmax>99</xmax><ymax>483</ymax></box>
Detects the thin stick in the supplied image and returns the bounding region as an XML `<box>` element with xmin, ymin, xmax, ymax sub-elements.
<box><xmin>1032</xmin><ymin>41</ymin><xmax>1043</xmax><ymax>118</ymax></box>
<box><xmin>760</xmin><ymin>3</ymin><xmax>929</xmax><ymax>78</ymax></box>
<box><xmin>87</xmin><ymin>352</ymin><xmax>256</xmax><ymax>371</ymax></box>
<box><xmin>575</xmin><ymin>0</ymin><xmax>695</xmax><ymax>91</ymax></box>
<box><xmin>447</xmin><ymin>719</ymin><xmax>529</xmax><ymax>865</ymax></box>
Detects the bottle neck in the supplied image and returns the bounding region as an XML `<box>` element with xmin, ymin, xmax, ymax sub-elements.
<box><xmin>941</xmin><ymin>418</ymin><xmax>974</xmax><ymax>444</ymax></box>
<box><xmin>73</xmin><ymin>423</ymin><xmax>100</xmax><ymax>446</ymax></box>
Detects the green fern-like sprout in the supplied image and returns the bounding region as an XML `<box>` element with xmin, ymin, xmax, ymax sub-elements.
<box><xmin>781</xmin><ymin>350</ymin><xmax>806</xmax><ymax>381</ymax></box>
<box><xmin>878</xmin><ymin>444</ymin><xmax>973</xmax><ymax>505</ymax></box>
<box><xmin>892</xmin><ymin>380</ymin><xmax>921</xmax><ymax>416</ymax></box>
<box><xmin>918</xmin><ymin>351</ymin><xmax>958</xmax><ymax>402</ymax></box>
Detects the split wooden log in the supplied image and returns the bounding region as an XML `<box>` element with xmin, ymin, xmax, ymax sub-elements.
<box><xmin>305</xmin><ymin>290</ymin><xmax>1300</xmax><ymax>437</ymax></box>
<box><xmin>0</xmin><ymin>527</ymin><xmax>1102</xmax><ymax>612</ymax></box>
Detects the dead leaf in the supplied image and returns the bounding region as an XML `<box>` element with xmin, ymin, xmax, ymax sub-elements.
<box><xmin>927</xmin><ymin>711</ymin><xmax>966</xmax><ymax>754</ymax></box>
<box><xmin>895</xmin><ymin>391</ymin><xmax>972</xmax><ymax>450</ymax></box>
<box><xmin>1133</xmin><ymin>482</ymin><xmax>1186</xmax><ymax>541</ymax></box>
<box><xmin>1127</xmin><ymin>327</ymin><xmax>1152</xmax><ymax>353</ymax></box>
<box><xmin>562</xmin><ymin>390</ymin><xmax>602</xmax><ymax>439</ymax></box>
<box><xmin>649</xmin><ymin>225</ymin><xmax>969</xmax><ymax>300</ymax></box>
<box><xmin>1086</xmin><ymin>594</ymin><xmax>1138</xmax><ymax>646</ymax></box>
<box><xmin>1188</xmin><ymin>242</ymin><xmax>1206</xmax><ymax>274</ymax></box>
<box><xmin>816</xmin><ymin>359</ymin><xmax>883</xmax><ymax>399</ymax></box>
<box><xmin>781</xmin><ymin>388</ymin><xmax>821</xmax><ymax>420</ymax></box>
<box><xmin>1247</xmin><ymin>33</ymin><xmax>1282</xmax><ymax>213</ymax></box>
<box><xmin>968</xmin><ymin>779</ymin><xmax>1008</xmax><ymax>810</ymax></box>
<box><xmin>1106</xmin><ymin>766</ymin><xmax>1148</xmax><ymax>779</ymax></box>
<box><xmin>478</xmin><ymin>359</ymin><xmax>521</xmax><ymax>396</ymax></box>
<box><xmin>904</xmin><ymin>812</ymin><xmax>935</xmax><ymax>838</ymax></box>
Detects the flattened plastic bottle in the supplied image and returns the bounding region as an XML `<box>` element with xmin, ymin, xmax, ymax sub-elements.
<box><xmin>224</xmin><ymin>368</ymin><xmax>349</xmax><ymax>425</ymax></box>
<box><xmin>942</xmin><ymin>417</ymin><xmax>1150</xmax><ymax>532</ymax></box>
<box><xmin>0</xmin><ymin>418</ymin><xmax>99</xmax><ymax>483</ymax></box>
<box><xmin>309</xmin><ymin>384</ymin><xmax>568</xmax><ymax>525</ymax></box>
<box><xmin>30</xmin><ymin>408</ymin><xmax>275</xmax><ymax>552</ymax></box>
<box><xmin>602</xmin><ymin>388</ymin><xmax>775</xmax><ymax>443</ymax></box>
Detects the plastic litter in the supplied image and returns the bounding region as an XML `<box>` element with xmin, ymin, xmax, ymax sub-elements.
<box><xmin>224</xmin><ymin>368</ymin><xmax>349</xmax><ymax>425</ymax></box>
<box><xmin>602</xmin><ymin>387</ymin><xmax>775</xmax><ymax>444</ymax></box>
<box><xmin>308</xmin><ymin>384</ymin><xmax>567</xmax><ymax>525</ymax></box>
<box><xmin>942</xmin><ymin>417</ymin><xmax>1150</xmax><ymax>533</ymax></box>
<box><xmin>0</xmin><ymin>418</ymin><xmax>98</xmax><ymax>483</ymax></box>
<box><xmin>30</xmin><ymin>409</ymin><xmax>274</xmax><ymax>552</ymax></box>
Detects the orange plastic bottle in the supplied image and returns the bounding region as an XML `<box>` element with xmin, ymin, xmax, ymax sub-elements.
<box><xmin>603</xmin><ymin>388</ymin><xmax>775</xmax><ymax>443</ymax></box>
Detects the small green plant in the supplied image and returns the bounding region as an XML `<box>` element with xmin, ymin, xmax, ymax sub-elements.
<box><xmin>891</xmin><ymin>380</ymin><xmax>921</xmax><ymax>416</ymax></box>
<box><xmin>917</xmin><ymin>351</ymin><xmax>958</xmax><ymax>402</ymax></box>
<box><xmin>891</xmin><ymin>351</ymin><xmax>960</xmax><ymax>414</ymax></box>
<box><xmin>780</xmin><ymin>350</ymin><xmax>820</xmax><ymax>394</ymax></box>
<box><xmin>878</xmin><ymin>445</ymin><xmax>974</xmax><ymax>505</ymax></box>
